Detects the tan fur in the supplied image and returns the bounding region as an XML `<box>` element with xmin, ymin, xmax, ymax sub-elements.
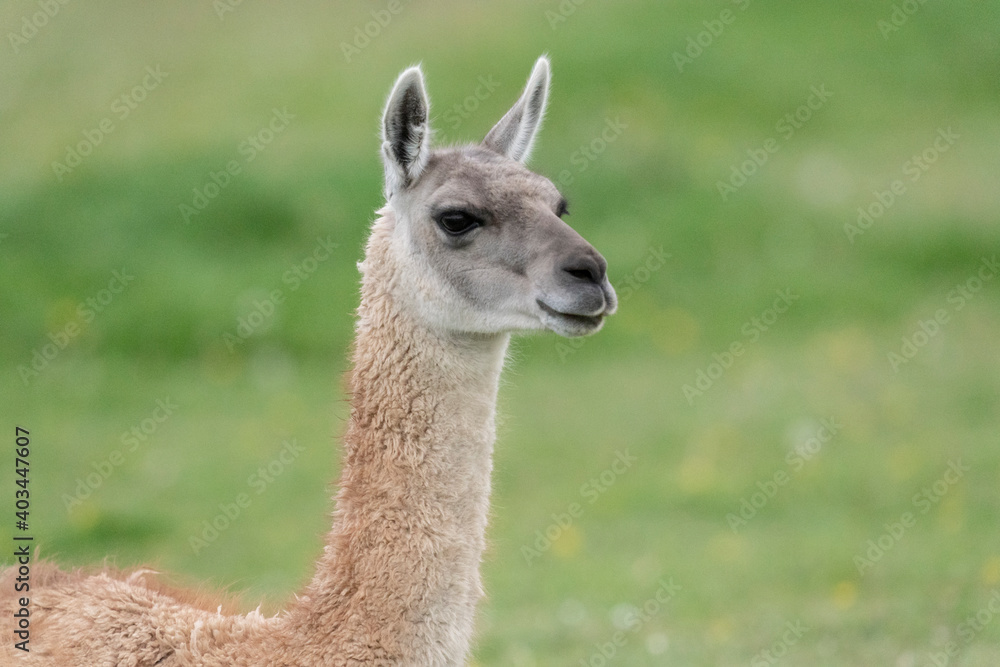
<box><xmin>1</xmin><ymin>213</ymin><xmax>504</xmax><ymax>667</ymax></box>
<box><xmin>1</xmin><ymin>57</ymin><xmax>614</xmax><ymax>666</ymax></box>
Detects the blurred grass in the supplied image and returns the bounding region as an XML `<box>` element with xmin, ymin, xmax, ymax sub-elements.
<box><xmin>2</xmin><ymin>1</ymin><xmax>1000</xmax><ymax>664</ymax></box>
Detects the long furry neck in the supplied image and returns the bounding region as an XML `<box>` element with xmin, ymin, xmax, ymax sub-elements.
<box><xmin>286</xmin><ymin>210</ymin><xmax>508</xmax><ymax>665</ymax></box>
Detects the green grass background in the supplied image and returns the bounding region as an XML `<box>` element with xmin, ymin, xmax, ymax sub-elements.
<box><xmin>2</xmin><ymin>1</ymin><xmax>1000</xmax><ymax>664</ymax></box>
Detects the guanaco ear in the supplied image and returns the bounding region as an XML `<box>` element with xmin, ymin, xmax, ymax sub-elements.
<box><xmin>381</xmin><ymin>65</ymin><xmax>431</xmax><ymax>198</ymax></box>
<box><xmin>483</xmin><ymin>56</ymin><xmax>550</xmax><ymax>164</ymax></box>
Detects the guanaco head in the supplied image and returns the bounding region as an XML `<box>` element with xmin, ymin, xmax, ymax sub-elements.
<box><xmin>375</xmin><ymin>56</ymin><xmax>616</xmax><ymax>338</ymax></box>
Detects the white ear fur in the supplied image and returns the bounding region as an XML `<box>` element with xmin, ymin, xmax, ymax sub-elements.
<box><xmin>483</xmin><ymin>56</ymin><xmax>551</xmax><ymax>164</ymax></box>
<box><xmin>381</xmin><ymin>66</ymin><xmax>431</xmax><ymax>198</ymax></box>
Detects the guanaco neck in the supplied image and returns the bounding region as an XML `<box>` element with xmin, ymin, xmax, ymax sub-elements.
<box><xmin>285</xmin><ymin>213</ymin><xmax>508</xmax><ymax>665</ymax></box>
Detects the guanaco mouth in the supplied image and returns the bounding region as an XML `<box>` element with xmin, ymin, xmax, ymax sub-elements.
<box><xmin>536</xmin><ymin>299</ymin><xmax>605</xmax><ymax>329</ymax></box>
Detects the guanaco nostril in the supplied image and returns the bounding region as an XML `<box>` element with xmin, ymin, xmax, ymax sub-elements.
<box><xmin>562</xmin><ymin>255</ymin><xmax>605</xmax><ymax>284</ymax></box>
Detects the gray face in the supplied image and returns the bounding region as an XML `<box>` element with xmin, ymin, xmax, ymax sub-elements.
<box><xmin>379</xmin><ymin>57</ymin><xmax>617</xmax><ymax>338</ymax></box>
<box><xmin>398</xmin><ymin>146</ymin><xmax>617</xmax><ymax>337</ymax></box>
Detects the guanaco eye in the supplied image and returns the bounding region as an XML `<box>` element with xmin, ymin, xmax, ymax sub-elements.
<box><xmin>436</xmin><ymin>211</ymin><xmax>481</xmax><ymax>236</ymax></box>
